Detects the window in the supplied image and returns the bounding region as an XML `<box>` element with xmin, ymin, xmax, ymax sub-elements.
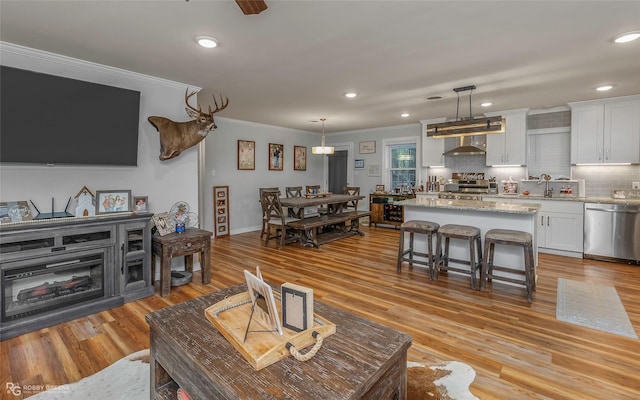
<box><xmin>383</xmin><ymin>138</ymin><xmax>418</xmax><ymax>191</ymax></box>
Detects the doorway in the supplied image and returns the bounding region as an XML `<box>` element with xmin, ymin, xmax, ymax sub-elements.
<box><xmin>328</xmin><ymin>150</ymin><xmax>348</xmax><ymax>194</ymax></box>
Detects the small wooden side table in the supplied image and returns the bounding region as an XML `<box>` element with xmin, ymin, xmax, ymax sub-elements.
<box><xmin>151</xmin><ymin>228</ymin><xmax>213</xmax><ymax>297</ymax></box>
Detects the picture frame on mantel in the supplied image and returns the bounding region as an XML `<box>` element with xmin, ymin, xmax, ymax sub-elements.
<box><xmin>359</xmin><ymin>141</ymin><xmax>376</xmax><ymax>154</ymax></box>
<box><xmin>96</xmin><ymin>190</ymin><xmax>132</xmax><ymax>214</ymax></box>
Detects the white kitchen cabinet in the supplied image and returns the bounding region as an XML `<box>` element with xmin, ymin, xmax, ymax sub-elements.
<box><xmin>485</xmin><ymin>109</ymin><xmax>528</xmax><ymax>166</ymax></box>
<box><xmin>498</xmin><ymin>197</ymin><xmax>584</xmax><ymax>257</ymax></box>
<box><xmin>421</xmin><ymin>118</ymin><xmax>445</xmax><ymax>167</ymax></box>
<box><xmin>569</xmin><ymin>95</ymin><xmax>640</xmax><ymax>164</ymax></box>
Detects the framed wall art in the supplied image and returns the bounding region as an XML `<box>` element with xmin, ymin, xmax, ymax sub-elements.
<box><xmin>269</xmin><ymin>143</ymin><xmax>284</xmax><ymax>171</ymax></box>
<box><xmin>96</xmin><ymin>190</ymin><xmax>132</xmax><ymax>214</ymax></box>
<box><xmin>213</xmin><ymin>185</ymin><xmax>229</xmax><ymax>237</ymax></box>
<box><xmin>359</xmin><ymin>140</ymin><xmax>376</xmax><ymax>154</ymax></box>
<box><xmin>368</xmin><ymin>164</ymin><xmax>381</xmax><ymax>177</ymax></box>
<box><xmin>133</xmin><ymin>196</ymin><xmax>148</xmax><ymax>212</ymax></box>
<box><xmin>238</xmin><ymin>140</ymin><xmax>255</xmax><ymax>170</ymax></box>
<box><xmin>294</xmin><ymin>145</ymin><xmax>307</xmax><ymax>171</ymax></box>
<box><xmin>355</xmin><ymin>159</ymin><xmax>364</xmax><ymax>169</ymax></box>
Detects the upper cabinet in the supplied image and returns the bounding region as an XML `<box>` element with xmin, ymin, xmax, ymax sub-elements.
<box><xmin>484</xmin><ymin>109</ymin><xmax>528</xmax><ymax>166</ymax></box>
<box><xmin>569</xmin><ymin>95</ymin><xmax>640</xmax><ymax>164</ymax></box>
<box><xmin>420</xmin><ymin>118</ymin><xmax>445</xmax><ymax>167</ymax></box>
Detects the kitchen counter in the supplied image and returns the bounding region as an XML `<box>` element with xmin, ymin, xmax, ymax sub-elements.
<box><xmin>397</xmin><ymin>198</ymin><xmax>540</xmax><ymax>275</ymax></box>
<box><xmin>395</xmin><ymin>198</ymin><xmax>541</xmax><ymax>214</ymax></box>
<box><xmin>483</xmin><ymin>194</ymin><xmax>640</xmax><ymax>205</ymax></box>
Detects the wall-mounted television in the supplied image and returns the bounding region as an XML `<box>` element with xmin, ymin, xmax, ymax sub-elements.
<box><xmin>1</xmin><ymin>66</ymin><xmax>141</xmax><ymax>166</ymax></box>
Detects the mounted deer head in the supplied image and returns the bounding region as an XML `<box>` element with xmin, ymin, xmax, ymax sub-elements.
<box><xmin>148</xmin><ymin>89</ymin><xmax>228</xmax><ymax>161</ymax></box>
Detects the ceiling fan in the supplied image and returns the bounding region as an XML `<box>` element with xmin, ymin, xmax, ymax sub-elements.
<box><xmin>235</xmin><ymin>0</ymin><xmax>268</xmax><ymax>15</ymax></box>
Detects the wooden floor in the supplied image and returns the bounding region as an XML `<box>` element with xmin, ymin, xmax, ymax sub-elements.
<box><xmin>2</xmin><ymin>226</ymin><xmax>640</xmax><ymax>399</ymax></box>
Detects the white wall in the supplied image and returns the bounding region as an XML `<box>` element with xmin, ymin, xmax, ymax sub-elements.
<box><xmin>0</xmin><ymin>42</ymin><xmax>199</xmax><ymax>218</ymax></box>
<box><xmin>325</xmin><ymin>123</ymin><xmax>422</xmax><ymax>195</ymax></box>
<box><xmin>202</xmin><ymin>118</ymin><xmax>324</xmax><ymax>235</ymax></box>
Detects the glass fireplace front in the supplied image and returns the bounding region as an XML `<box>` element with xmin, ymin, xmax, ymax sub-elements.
<box><xmin>2</xmin><ymin>251</ymin><xmax>105</xmax><ymax>322</ymax></box>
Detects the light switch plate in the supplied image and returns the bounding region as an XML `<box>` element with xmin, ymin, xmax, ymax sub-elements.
<box><xmin>633</xmin><ymin>181</ymin><xmax>640</xmax><ymax>189</ymax></box>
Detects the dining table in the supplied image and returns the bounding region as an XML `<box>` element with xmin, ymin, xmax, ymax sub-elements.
<box><xmin>279</xmin><ymin>193</ymin><xmax>364</xmax><ymax>218</ymax></box>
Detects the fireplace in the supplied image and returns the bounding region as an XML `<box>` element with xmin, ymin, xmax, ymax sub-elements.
<box><xmin>2</xmin><ymin>250</ymin><xmax>105</xmax><ymax>323</ymax></box>
<box><xmin>0</xmin><ymin>214</ymin><xmax>154</xmax><ymax>340</ymax></box>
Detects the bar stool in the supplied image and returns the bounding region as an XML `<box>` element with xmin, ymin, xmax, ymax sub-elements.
<box><xmin>397</xmin><ymin>220</ymin><xmax>440</xmax><ymax>278</ymax></box>
<box><xmin>480</xmin><ymin>229</ymin><xmax>535</xmax><ymax>302</ymax></box>
<box><xmin>435</xmin><ymin>224</ymin><xmax>483</xmax><ymax>289</ymax></box>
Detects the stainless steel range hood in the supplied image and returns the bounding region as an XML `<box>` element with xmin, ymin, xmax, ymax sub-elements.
<box><xmin>444</xmin><ymin>135</ymin><xmax>486</xmax><ymax>156</ymax></box>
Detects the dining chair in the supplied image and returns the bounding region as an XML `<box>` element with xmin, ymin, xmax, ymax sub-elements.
<box><xmin>285</xmin><ymin>186</ymin><xmax>304</xmax><ymax>218</ymax></box>
<box><xmin>259</xmin><ymin>187</ymin><xmax>279</xmax><ymax>238</ymax></box>
<box><xmin>260</xmin><ymin>190</ymin><xmax>300</xmax><ymax>249</ymax></box>
<box><xmin>286</xmin><ymin>186</ymin><xmax>303</xmax><ymax>198</ymax></box>
<box><xmin>343</xmin><ymin>186</ymin><xmax>361</xmax><ymax>211</ymax></box>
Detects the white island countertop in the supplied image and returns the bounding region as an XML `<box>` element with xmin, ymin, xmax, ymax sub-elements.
<box><xmin>394</xmin><ymin>198</ymin><xmax>541</xmax><ymax>214</ymax></box>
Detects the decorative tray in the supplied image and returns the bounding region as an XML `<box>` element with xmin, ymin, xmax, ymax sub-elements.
<box><xmin>204</xmin><ymin>291</ymin><xmax>336</xmax><ymax>370</ymax></box>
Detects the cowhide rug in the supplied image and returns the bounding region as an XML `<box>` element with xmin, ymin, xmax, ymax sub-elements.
<box><xmin>407</xmin><ymin>361</ymin><xmax>479</xmax><ymax>400</ymax></box>
<box><xmin>27</xmin><ymin>350</ymin><xmax>477</xmax><ymax>400</ymax></box>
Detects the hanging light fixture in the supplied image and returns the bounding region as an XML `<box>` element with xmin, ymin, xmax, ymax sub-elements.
<box><xmin>311</xmin><ymin>118</ymin><xmax>334</xmax><ymax>154</ymax></box>
<box><xmin>426</xmin><ymin>85</ymin><xmax>504</xmax><ymax>138</ymax></box>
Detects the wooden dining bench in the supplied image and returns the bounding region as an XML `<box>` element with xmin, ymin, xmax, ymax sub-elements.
<box><xmin>287</xmin><ymin>211</ymin><xmax>371</xmax><ymax>248</ymax></box>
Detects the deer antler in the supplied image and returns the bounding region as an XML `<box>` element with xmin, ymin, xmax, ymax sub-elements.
<box><xmin>209</xmin><ymin>94</ymin><xmax>229</xmax><ymax>115</ymax></box>
<box><xmin>185</xmin><ymin>89</ymin><xmax>203</xmax><ymax>114</ymax></box>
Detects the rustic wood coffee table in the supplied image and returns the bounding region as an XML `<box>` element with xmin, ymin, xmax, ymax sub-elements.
<box><xmin>146</xmin><ymin>284</ymin><xmax>412</xmax><ymax>399</ymax></box>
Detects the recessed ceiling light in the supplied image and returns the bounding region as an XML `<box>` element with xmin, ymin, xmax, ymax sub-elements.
<box><xmin>614</xmin><ymin>31</ymin><xmax>640</xmax><ymax>43</ymax></box>
<box><xmin>596</xmin><ymin>85</ymin><xmax>613</xmax><ymax>91</ymax></box>
<box><xmin>480</xmin><ymin>102</ymin><xmax>492</xmax><ymax>107</ymax></box>
<box><xmin>427</xmin><ymin>96</ymin><xmax>443</xmax><ymax>100</ymax></box>
<box><xmin>195</xmin><ymin>36</ymin><xmax>218</xmax><ymax>48</ymax></box>
<box><xmin>400</xmin><ymin>113</ymin><xmax>410</xmax><ymax>118</ymax></box>
<box><xmin>344</xmin><ymin>92</ymin><xmax>358</xmax><ymax>98</ymax></box>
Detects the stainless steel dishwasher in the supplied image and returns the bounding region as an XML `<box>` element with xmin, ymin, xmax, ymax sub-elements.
<box><xmin>584</xmin><ymin>202</ymin><xmax>640</xmax><ymax>265</ymax></box>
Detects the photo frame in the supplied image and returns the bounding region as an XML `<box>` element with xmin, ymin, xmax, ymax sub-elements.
<box><xmin>269</xmin><ymin>143</ymin><xmax>284</xmax><ymax>171</ymax></box>
<box><xmin>376</xmin><ymin>184</ymin><xmax>385</xmax><ymax>192</ymax></box>
<box><xmin>355</xmin><ymin>159</ymin><xmax>365</xmax><ymax>169</ymax></box>
<box><xmin>281</xmin><ymin>282</ymin><xmax>314</xmax><ymax>332</ymax></box>
<box><xmin>368</xmin><ymin>164</ymin><xmax>381</xmax><ymax>177</ymax></box>
<box><xmin>244</xmin><ymin>267</ymin><xmax>282</xmax><ymax>337</ymax></box>
<box><xmin>213</xmin><ymin>186</ymin><xmax>229</xmax><ymax>237</ymax></box>
<box><xmin>359</xmin><ymin>140</ymin><xmax>376</xmax><ymax>154</ymax></box>
<box><xmin>133</xmin><ymin>196</ymin><xmax>148</xmax><ymax>212</ymax></box>
<box><xmin>238</xmin><ymin>140</ymin><xmax>255</xmax><ymax>170</ymax></box>
<box><xmin>152</xmin><ymin>212</ymin><xmax>174</xmax><ymax>236</ymax></box>
<box><xmin>294</xmin><ymin>145</ymin><xmax>307</xmax><ymax>171</ymax></box>
<box><xmin>0</xmin><ymin>200</ymin><xmax>32</xmax><ymax>224</ymax></box>
<box><xmin>96</xmin><ymin>190</ymin><xmax>132</xmax><ymax>214</ymax></box>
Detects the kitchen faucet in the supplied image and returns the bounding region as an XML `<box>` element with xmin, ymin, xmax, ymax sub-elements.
<box><xmin>538</xmin><ymin>174</ymin><xmax>553</xmax><ymax>198</ymax></box>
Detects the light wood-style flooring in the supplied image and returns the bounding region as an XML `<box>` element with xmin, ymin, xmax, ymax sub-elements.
<box><xmin>2</xmin><ymin>226</ymin><xmax>639</xmax><ymax>399</ymax></box>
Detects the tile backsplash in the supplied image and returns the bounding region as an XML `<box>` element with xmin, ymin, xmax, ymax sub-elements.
<box><xmin>571</xmin><ymin>165</ymin><xmax>640</xmax><ymax>197</ymax></box>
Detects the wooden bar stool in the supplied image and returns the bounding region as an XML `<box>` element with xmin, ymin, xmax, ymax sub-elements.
<box><xmin>480</xmin><ymin>229</ymin><xmax>535</xmax><ymax>302</ymax></box>
<box><xmin>396</xmin><ymin>220</ymin><xmax>440</xmax><ymax>278</ymax></box>
<box><xmin>435</xmin><ymin>224</ymin><xmax>483</xmax><ymax>289</ymax></box>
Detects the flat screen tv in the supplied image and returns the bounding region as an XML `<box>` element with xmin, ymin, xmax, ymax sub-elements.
<box><xmin>1</xmin><ymin>66</ymin><xmax>141</xmax><ymax>166</ymax></box>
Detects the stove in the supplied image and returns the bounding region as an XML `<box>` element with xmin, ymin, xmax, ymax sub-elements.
<box><xmin>438</xmin><ymin>192</ymin><xmax>484</xmax><ymax>200</ymax></box>
<box><xmin>439</xmin><ymin>172</ymin><xmax>489</xmax><ymax>200</ymax></box>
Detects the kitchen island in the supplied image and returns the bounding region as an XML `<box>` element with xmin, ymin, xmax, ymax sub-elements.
<box><xmin>394</xmin><ymin>198</ymin><xmax>541</xmax><ymax>283</ymax></box>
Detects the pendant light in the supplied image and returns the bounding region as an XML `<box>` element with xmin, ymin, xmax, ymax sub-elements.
<box><xmin>311</xmin><ymin>118</ymin><xmax>334</xmax><ymax>154</ymax></box>
<box><xmin>425</xmin><ymin>85</ymin><xmax>504</xmax><ymax>138</ymax></box>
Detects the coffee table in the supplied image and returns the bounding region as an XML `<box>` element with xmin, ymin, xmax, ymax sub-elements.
<box><xmin>146</xmin><ymin>284</ymin><xmax>412</xmax><ymax>399</ymax></box>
